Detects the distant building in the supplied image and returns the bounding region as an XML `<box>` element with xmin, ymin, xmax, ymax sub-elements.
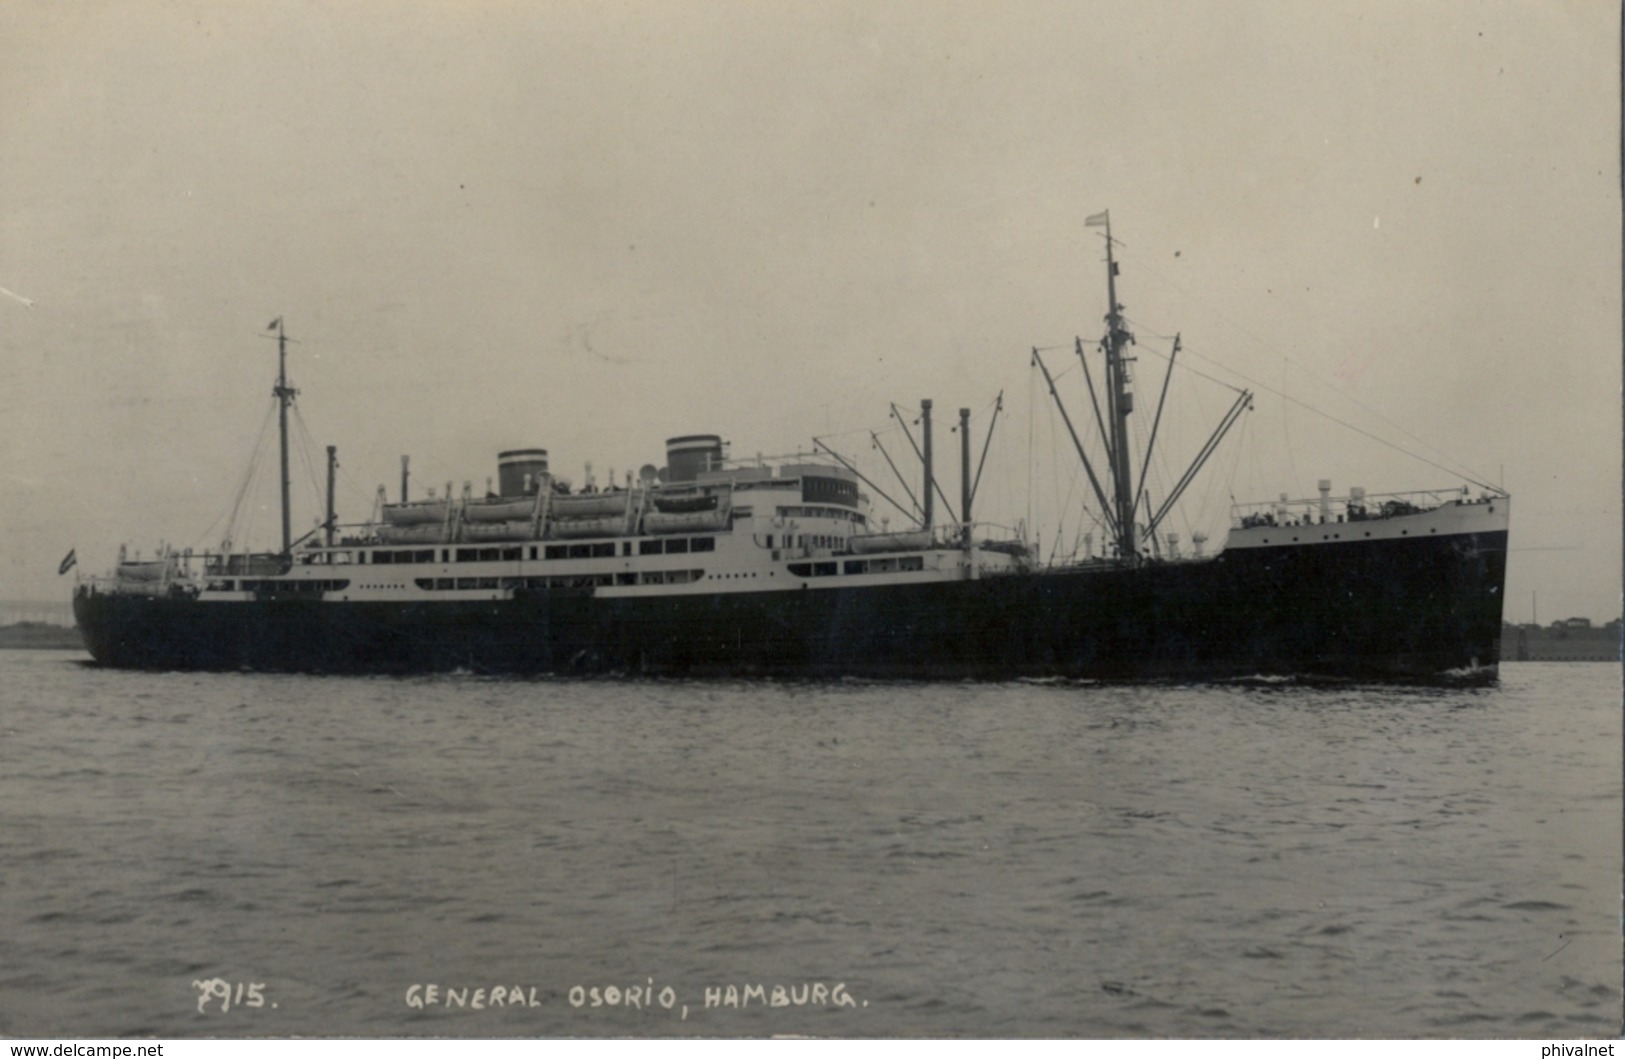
<box><xmin>1509</xmin><ymin>615</ymin><xmax>1619</xmax><ymax>661</ymax></box>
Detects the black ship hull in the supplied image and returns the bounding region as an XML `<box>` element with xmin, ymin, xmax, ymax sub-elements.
<box><xmin>73</xmin><ymin>529</ymin><xmax>1508</xmax><ymax>682</ymax></box>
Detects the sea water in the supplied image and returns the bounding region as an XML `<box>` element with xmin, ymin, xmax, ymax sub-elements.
<box><xmin>0</xmin><ymin>650</ymin><xmax>1617</xmax><ymax>1038</ymax></box>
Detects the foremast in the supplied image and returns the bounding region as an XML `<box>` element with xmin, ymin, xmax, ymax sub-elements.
<box><xmin>1031</xmin><ymin>212</ymin><xmax>1252</xmax><ymax>564</ymax></box>
<box><xmin>270</xmin><ymin>318</ymin><xmax>297</xmax><ymax>558</ymax></box>
<box><xmin>1093</xmin><ymin>210</ymin><xmax>1138</xmax><ymax>561</ymax></box>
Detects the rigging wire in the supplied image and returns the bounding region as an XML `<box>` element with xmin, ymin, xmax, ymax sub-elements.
<box><xmin>1115</xmin><ymin>252</ymin><xmax>1499</xmax><ymax>490</ymax></box>
<box><xmin>191</xmin><ymin>399</ymin><xmax>278</xmax><ymax>553</ymax></box>
<box><xmin>1281</xmin><ymin>360</ymin><xmax>1302</xmax><ymax>495</ymax></box>
<box><xmin>1192</xmin><ymin>383</ymin><xmax>1236</xmax><ymax>536</ymax></box>
<box><xmin>1123</xmin><ymin>314</ymin><xmax>1494</xmax><ymax>491</ymax></box>
<box><xmin>1044</xmin><ymin>379</ymin><xmax>1064</xmax><ymax>561</ymax></box>
<box><xmin>1026</xmin><ymin>360</ymin><xmax>1036</xmax><ymax>546</ymax></box>
<box><xmin>1120</xmin><ymin>321</ymin><xmax>1252</xmax><ymax>396</ymax></box>
<box><xmin>291</xmin><ymin>408</ymin><xmax>326</xmax><ymax>533</ymax></box>
<box><xmin>222</xmin><ymin>399</ymin><xmax>281</xmax><ymax>552</ymax></box>
<box><xmin>336</xmin><ymin>462</ymin><xmax>381</xmax><ymax>513</ymax></box>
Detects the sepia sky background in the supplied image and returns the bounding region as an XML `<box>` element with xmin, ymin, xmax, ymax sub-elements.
<box><xmin>1</xmin><ymin>1</ymin><xmax>1618</xmax><ymax>621</ymax></box>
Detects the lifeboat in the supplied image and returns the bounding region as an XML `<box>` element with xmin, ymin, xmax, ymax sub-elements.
<box><xmin>849</xmin><ymin>530</ymin><xmax>932</xmax><ymax>554</ymax></box>
<box><xmin>376</xmin><ymin>523</ymin><xmax>451</xmax><ymax>544</ymax></box>
<box><xmin>461</xmin><ymin>520</ymin><xmax>536</xmax><ymax>542</ymax></box>
<box><xmin>549</xmin><ymin>515</ymin><xmax>627</xmax><ymax>539</ymax></box>
<box><xmin>115</xmin><ymin>559</ymin><xmax>176</xmax><ymax>582</ymax></box>
<box><xmin>548</xmin><ymin>492</ymin><xmax>627</xmax><ymax>518</ymax></box>
<box><xmin>382</xmin><ymin>499</ymin><xmax>449</xmax><ymax>525</ymax></box>
<box><xmin>652</xmin><ymin>491</ymin><xmax>720</xmax><ymax>514</ymax></box>
<box><xmin>462</xmin><ymin>497</ymin><xmax>538</xmax><ymax>523</ymax></box>
<box><xmin>642</xmin><ymin>508</ymin><xmax>729</xmax><ymax>534</ymax></box>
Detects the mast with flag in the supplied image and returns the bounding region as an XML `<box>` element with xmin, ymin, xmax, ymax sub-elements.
<box><xmin>1073</xmin><ymin>211</ymin><xmax>1252</xmax><ymax>563</ymax></box>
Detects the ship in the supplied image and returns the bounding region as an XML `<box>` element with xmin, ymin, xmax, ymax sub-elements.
<box><xmin>72</xmin><ymin>215</ymin><xmax>1510</xmax><ymax>681</ymax></box>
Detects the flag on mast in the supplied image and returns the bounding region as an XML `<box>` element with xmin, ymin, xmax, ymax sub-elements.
<box><xmin>1085</xmin><ymin>211</ymin><xmax>1109</xmax><ymax>227</ymax></box>
<box><xmin>58</xmin><ymin>548</ymin><xmax>77</xmax><ymax>575</ymax></box>
<box><xmin>267</xmin><ymin>317</ymin><xmax>282</xmax><ymax>331</ymax></box>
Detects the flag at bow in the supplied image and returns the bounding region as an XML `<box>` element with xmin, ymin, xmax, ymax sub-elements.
<box><xmin>1085</xmin><ymin>211</ymin><xmax>1109</xmax><ymax>228</ymax></box>
<box><xmin>58</xmin><ymin>548</ymin><xmax>77</xmax><ymax>575</ymax></box>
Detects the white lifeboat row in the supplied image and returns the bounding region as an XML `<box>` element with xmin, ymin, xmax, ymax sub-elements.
<box><xmin>375</xmin><ymin>487</ymin><xmax>731</xmax><ymax>544</ymax></box>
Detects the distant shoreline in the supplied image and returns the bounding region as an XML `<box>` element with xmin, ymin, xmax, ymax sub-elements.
<box><xmin>1506</xmin><ymin>625</ymin><xmax>1622</xmax><ymax>663</ymax></box>
<box><xmin>0</xmin><ymin>623</ymin><xmax>85</xmax><ymax>650</ymax></box>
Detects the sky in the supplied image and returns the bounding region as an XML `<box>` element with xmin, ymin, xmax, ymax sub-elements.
<box><xmin>1</xmin><ymin>1</ymin><xmax>1618</xmax><ymax>621</ymax></box>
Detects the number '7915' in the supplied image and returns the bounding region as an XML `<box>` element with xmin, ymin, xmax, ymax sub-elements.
<box><xmin>192</xmin><ymin>979</ymin><xmax>268</xmax><ymax>1013</ymax></box>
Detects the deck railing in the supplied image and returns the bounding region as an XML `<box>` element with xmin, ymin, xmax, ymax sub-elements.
<box><xmin>1230</xmin><ymin>487</ymin><xmax>1502</xmax><ymax>530</ymax></box>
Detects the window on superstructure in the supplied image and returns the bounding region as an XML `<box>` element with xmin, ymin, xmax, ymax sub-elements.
<box><xmin>666</xmin><ymin>538</ymin><xmax>689</xmax><ymax>554</ymax></box>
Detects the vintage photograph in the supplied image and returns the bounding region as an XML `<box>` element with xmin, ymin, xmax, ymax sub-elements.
<box><xmin>0</xmin><ymin>1</ymin><xmax>1618</xmax><ymax>1042</ymax></box>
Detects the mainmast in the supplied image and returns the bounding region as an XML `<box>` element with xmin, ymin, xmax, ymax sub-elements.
<box><xmin>271</xmin><ymin>318</ymin><xmax>298</xmax><ymax>557</ymax></box>
<box><xmin>1094</xmin><ymin>211</ymin><xmax>1137</xmax><ymax>560</ymax></box>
